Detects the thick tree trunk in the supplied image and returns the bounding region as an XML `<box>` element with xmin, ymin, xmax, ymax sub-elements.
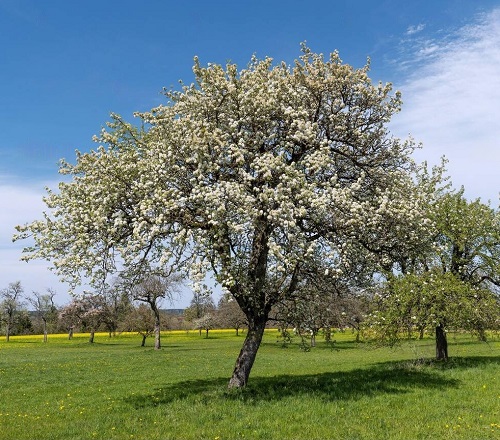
<box><xmin>151</xmin><ymin>303</ymin><xmax>161</xmax><ymax>350</ymax></box>
<box><xmin>141</xmin><ymin>334</ymin><xmax>147</xmax><ymax>347</ymax></box>
<box><xmin>89</xmin><ymin>330</ymin><xmax>95</xmax><ymax>343</ymax></box>
<box><xmin>435</xmin><ymin>323</ymin><xmax>448</xmax><ymax>361</ymax></box>
<box><xmin>228</xmin><ymin>316</ymin><xmax>267</xmax><ymax>388</ymax></box>
<box><xmin>68</xmin><ymin>326</ymin><xmax>74</xmax><ymax>340</ymax></box>
<box><xmin>154</xmin><ymin>322</ymin><xmax>161</xmax><ymax>350</ymax></box>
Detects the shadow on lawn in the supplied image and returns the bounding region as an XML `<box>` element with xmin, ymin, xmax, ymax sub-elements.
<box><xmin>125</xmin><ymin>356</ymin><xmax>498</xmax><ymax>408</ymax></box>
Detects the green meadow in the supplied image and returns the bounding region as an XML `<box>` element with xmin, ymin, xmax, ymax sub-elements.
<box><xmin>0</xmin><ymin>330</ymin><xmax>498</xmax><ymax>440</ymax></box>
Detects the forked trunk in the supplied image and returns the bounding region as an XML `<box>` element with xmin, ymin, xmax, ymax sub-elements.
<box><xmin>435</xmin><ymin>323</ymin><xmax>448</xmax><ymax>361</ymax></box>
<box><xmin>228</xmin><ymin>315</ymin><xmax>267</xmax><ymax>388</ymax></box>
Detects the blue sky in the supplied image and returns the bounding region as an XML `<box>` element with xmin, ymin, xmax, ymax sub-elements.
<box><xmin>1</xmin><ymin>0</ymin><xmax>499</xmax><ymax>306</ymax></box>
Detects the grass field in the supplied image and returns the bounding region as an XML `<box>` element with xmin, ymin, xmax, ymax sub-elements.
<box><xmin>0</xmin><ymin>330</ymin><xmax>498</xmax><ymax>440</ymax></box>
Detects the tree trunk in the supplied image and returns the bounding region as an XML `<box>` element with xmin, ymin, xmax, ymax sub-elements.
<box><xmin>435</xmin><ymin>323</ymin><xmax>448</xmax><ymax>361</ymax></box>
<box><xmin>476</xmin><ymin>326</ymin><xmax>487</xmax><ymax>342</ymax></box>
<box><xmin>150</xmin><ymin>302</ymin><xmax>161</xmax><ymax>350</ymax></box>
<box><xmin>205</xmin><ymin>328</ymin><xmax>209</xmax><ymax>339</ymax></box>
<box><xmin>228</xmin><ymin>315</ymin><xmax>267</xmax><ymax>388</ymax></box>
<box><xmin>68</xmin><ymin>326</ymin><xmax>74</xmax><ymax>340</ymax></box>
<box><xmin>5</xmin><ymin>323</ymin><xmax>10</xmax><ymax>342</ymax></box>
<box><xmin>154</xmin><ymin>318</ymin><xmax>161</xmax><ymax>350</ymax></box>
<box><xmin>43</xmin><ymin>318</ymin><xmax>48</xmax><ymax>343</ymax></box>
<box><xmin>141</xmin><ymin>334</ymin><xmax>147</xmax><ymax>347</ymax></box>
<box><xmin>89</xmin><ymin>330</ymin><xmax>95</xmax><ymax>343</ymax></box>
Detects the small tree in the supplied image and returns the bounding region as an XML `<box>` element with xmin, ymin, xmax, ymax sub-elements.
<box><xmin>193</xmin><ymin>313</ymin><xmax>218</xmax><ymax>338</ymax></box>
<box><xmin>59</xmin><ymin>293</ymin><xmax>107</xmax><ymax>343</ymax></box>
<box><xmin>130</xmin><ymin>275</ymin><xmax>181</xmax><ymax>350</ymax></box>
<box><xmin>374</xmin><ymin>189</ymin><xmax>500</xmax><ymax>358</ymax></box>
<box><xmin>28</xmin><ymin>288</ymin><xmax>58</xmax><ymax>342</ymax></box>
<box><xmin>184</xmin><ymin>293</ymin><xmax>216</xmax><ymax>335</ymax></box>
<box><xmin>217</xmin><ymin>294</ymin><xmax>247</xmax><ymax>335</ymax></box>
<box><xmin>99</xmin><ymin>283</ymin><xmax>132</xmax><ymax>337</ymax></box>
<box><xmin>368</xmin><ymin>270</ymin><xmax>500</xmax><ymax>359</ymax></box>
<box><xmin>0</xmin><ymin>281</ymin><xmax>24</xmax><ymax>341</ymax></box>
<box><xmin>120</xmin><ymin>304</ymin><xmax>156</xmax><ymax>347</ymax></box>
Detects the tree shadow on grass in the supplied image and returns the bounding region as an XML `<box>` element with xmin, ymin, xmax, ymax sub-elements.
<box><xmin>124</xmin><ymin>355</ymin><xmax>498</xmax><ymax>409</ymax></box>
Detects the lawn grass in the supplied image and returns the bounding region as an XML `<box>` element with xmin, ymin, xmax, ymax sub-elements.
<box><xmin>0</xmin><ymin>330</ymin><xmax>498</xmax><ymax>439</ymax></box>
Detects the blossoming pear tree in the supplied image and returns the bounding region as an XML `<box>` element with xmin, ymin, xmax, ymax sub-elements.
<box><xmin>15</xmin><ymin>45</ymin><xmax>432</xmax><ymax>388</ymax></box>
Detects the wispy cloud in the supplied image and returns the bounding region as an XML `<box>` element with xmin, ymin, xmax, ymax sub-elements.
<box><xmin>406</xmin><ymin>23</ymin><xmax>426</xmax><ymax>35</ymax></box>
<box><xmin>391</xmin><ymin>8</ymin><xmax>500</xmax><ymax>203</ymax></box>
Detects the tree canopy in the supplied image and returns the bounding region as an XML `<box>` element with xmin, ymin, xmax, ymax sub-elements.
<box><xmin>15</xmin><ymin>45</ymin><xmax>433</xmax><ymax>387</ymax></box>
<box><xmin>367</xmin><ymin>189</ymin><xmax>500</xmax><ymax>358</ymax></box>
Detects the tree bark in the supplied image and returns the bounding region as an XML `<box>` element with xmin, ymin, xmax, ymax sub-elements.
<box><xmin>435</xmin><ymin>323</ymin><xmax>448</xmax><ymax>361</ymax></box>
<box><xmin>228</xmin><ymin>315</ymin><xmax>267</xmax><ymax>388</ymax></box>
<box><xmin>141</xmin><ymin>334</ymin><xmax>147</xmax><ymax>347</ymax></box>
<box><xmin>43</xmin><ymin>318</ymin><xmax>48</xmax><ymax>343</ymax></box>
<box><xmin>150</xmin><ymin>302</ymin><xmax>161</xmax><ymax>350</ymax></box>
<box><xmin>310</xmin><ymin>333</ymin><xmax>316</xmax><ymax>347</ymax></box>
<box><xmin>89</xmin><ymin>330</ymin><xmax>95</xmax><ymax>343</ymax></box>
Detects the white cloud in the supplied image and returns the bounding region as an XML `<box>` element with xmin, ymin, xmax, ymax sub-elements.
<box><xmin>391</xmin><ymin>8</ymin><xmax>500</xmax><ymax>204</ymax></box>
<box><xmin>406</xmin><ymin>23</ymin><xmax>426</xmax><ymax>35</ymax></box>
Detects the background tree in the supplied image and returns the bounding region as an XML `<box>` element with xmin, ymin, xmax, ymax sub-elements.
<box><xmin>59</xmin><ymin>293</ymin><xmax>107</xmax><ymax>343</ymax></box>
<box><xmin>272</xmin><ymin>252</ymin><xmax>374</xmax><ymax>348</ymax></box>
<box><xmin>120</xmin><ymin>303</ymin><xmax>156</xmax><ymax>347</ymax></box>
<box><xmin>184</xmin><ymin>293</ymin><xmax>216</xmax><ymax>335</ymax></box>
<box><xmin>11</xmin><ymin>310</ymin><xmax>34</xmax><ymax>335</ymax></box>
<box><xmin>192</xmin><ymin>312</ymin><xmax>219</xmax><ymax>338</ymax></box>
<box><xmin>0</xmin><ymin>281</ymin><xmax>24</xmax><ymax>341</ymax></box>
<box><xmin>130</xmin><ymin>275</ymin><xmax>181</xmax><ymax>350</ymax></box>
<box><xmin>16</xmin><ymin>46</ymin><xmax>432</xmax><ymax>388</ymax></box>
<box><xmin>367</xmin><ymin>189</ymin><xmax>500</xmax><ymax>359</ymax></box>
<box><xmin>28</xmin><ymin>288</ymin><xmax>58</xmax><ymax>342</ymax></box>
<box><xmin>217</xmin><ymin>294</ymin><xmax>247</xmax><ymax>335</ymax></box>
<box><xmin>99</xmin><ymin>283</ymin><xmax>132</xmax><ymax>337</ymax></box>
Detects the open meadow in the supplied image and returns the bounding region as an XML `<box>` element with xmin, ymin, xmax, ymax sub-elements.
<box><xmin>0</xmin><ymin>330</ymin><xmax>498</xmax><ymax>440</ymax></box>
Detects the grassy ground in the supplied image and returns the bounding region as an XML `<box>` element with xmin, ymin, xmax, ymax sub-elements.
<box><xmin>0</xmin><ymin>330</ymin><xmax>498</xmax><ymax>440</ymax></box>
